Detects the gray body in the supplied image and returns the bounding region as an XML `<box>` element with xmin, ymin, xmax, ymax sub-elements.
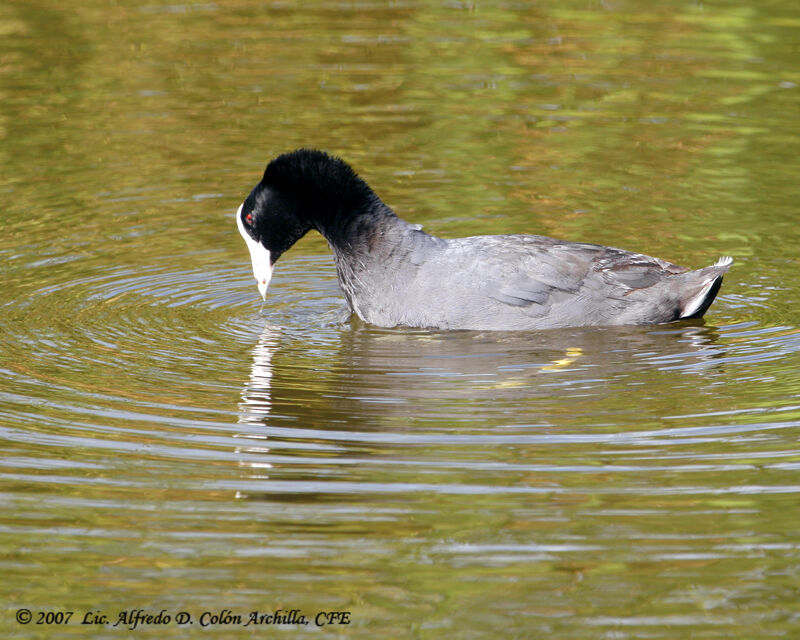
<box><xmin>331</xmin><ymin>216</ymin><xmax>731</xmax><ymax>331</ymax></box>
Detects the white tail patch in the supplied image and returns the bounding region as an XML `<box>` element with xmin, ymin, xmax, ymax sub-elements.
<box><xmin>681</xmin><ymin>277</ymin><xmax>718</xmax><ymax>318</ymax></box>
<box><xmin>713</xmin><ymin>255</ymin><xmax>733</xmax><ymax>268</ymax></box>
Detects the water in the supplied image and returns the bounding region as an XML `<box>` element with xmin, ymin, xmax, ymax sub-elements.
<box><xmin>2</xmin><ymin>1</ymin><xmax>800</xmax><ymax>637</ymax></box>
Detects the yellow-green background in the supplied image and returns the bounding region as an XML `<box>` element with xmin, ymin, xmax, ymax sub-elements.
<box><xmin>2</xmin><ymin>1</ymin><xmax>799</xmax><ymax>638</ymax></box>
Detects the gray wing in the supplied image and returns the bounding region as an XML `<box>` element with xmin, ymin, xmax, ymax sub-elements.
<box><xmin>464</xmin><ymin>235</ymin><xmax>690</xmax><ymax>326</ymax></box>
<box><xmin>476</xmin><ymin>234</ymin><xmax>679</xmax><ymax>292</ymax></box>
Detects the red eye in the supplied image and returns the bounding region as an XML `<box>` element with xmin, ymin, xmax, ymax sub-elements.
<box><xmin>245</xmin><ymin>213</ymin><xmax>253</xmax><ymax>224</ymax></box>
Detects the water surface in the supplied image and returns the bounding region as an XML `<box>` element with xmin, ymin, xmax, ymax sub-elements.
<box><xmin>2</xmin><ymin>1</ymin><xmax>800</xmax><ymax>637</ymax></box>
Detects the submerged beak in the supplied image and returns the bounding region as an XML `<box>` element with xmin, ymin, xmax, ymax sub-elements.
<box><xmin>257</xmin><ymin>277</ymin><xmax>269</xmax><ymax>300</ymax></box>
<box><xmin>236</xmin><ymin>204</ymin><xmax>273</xmax><ymax>300</ymax></box>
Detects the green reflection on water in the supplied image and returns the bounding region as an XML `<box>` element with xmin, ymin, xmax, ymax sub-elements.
<box><xmin>2</xmin><ymin>0</ymin><xmax>800</xmax><ymax>638</ymax></box>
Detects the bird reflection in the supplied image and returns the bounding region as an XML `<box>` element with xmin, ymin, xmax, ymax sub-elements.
<box><xmin>231</xmin><ymin>319</ymin><xmax>730</xmax><ymax>504</ymax></box>
<box><xmin>234</xmin><ymin>326</ymin><xmax>281</xmax><ymax>491</ymax></box>
<box><xmin>322</xmin><ymin>321</ymin><xmax>728</xmax><ymax>413</ymax></box>
<box><xmin>237</xmin><ymin>325</ymin><xmax>279</xmax><ymax>426</ymax></box>
<box><xmin>235</xmin><ymin>319</ymin><xmax>728</xmax><ymax>436</ymax></box>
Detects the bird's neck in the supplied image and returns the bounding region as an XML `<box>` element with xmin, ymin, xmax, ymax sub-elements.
<box><xmin>312</xmin><ymin>194</ymin><xmax>401</xmax><ymax>257</ymax></box>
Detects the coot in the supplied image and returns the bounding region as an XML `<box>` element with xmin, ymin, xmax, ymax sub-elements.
<box><xmin>236</xmin><ymin>149</ymin><xmax>732</xmax><ymax>331</ymax></box>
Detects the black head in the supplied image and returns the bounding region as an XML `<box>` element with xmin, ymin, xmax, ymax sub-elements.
<box><xmin>238</xmin><ymin>178</ymin><xmax>312</xmax><ymax>262</ymax></box>
<box><xmin>236</xmin><ymin>149</ymin><xmax>377</xmax><ymax>299</ymax></box>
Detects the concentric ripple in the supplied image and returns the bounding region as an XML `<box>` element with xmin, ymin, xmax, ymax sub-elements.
<box><xmin>3</xmin><ymin>251</ymin><xmax>800</xmax><ymax>638</ymax></box>
<box><xmin>4</xmin><ymin>242</ymin><xmax>800</xmax><ymax>595</ymax></box>
<box><xmin>0</xmin><ymin>253</ymin><xmax>343</xmax><ymax>479</ymax></box>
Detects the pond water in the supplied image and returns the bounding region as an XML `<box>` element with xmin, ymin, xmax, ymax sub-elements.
<box><xmin>2</xmin><ymin>1</ymin><xmax>800</xmax><ymax>637</ymax></box>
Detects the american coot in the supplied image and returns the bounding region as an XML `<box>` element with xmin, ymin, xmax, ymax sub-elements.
<box><xmin>236</xmin><ymin>149</ymin><xmax>733</xmax><ymax>331</ymax></box>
